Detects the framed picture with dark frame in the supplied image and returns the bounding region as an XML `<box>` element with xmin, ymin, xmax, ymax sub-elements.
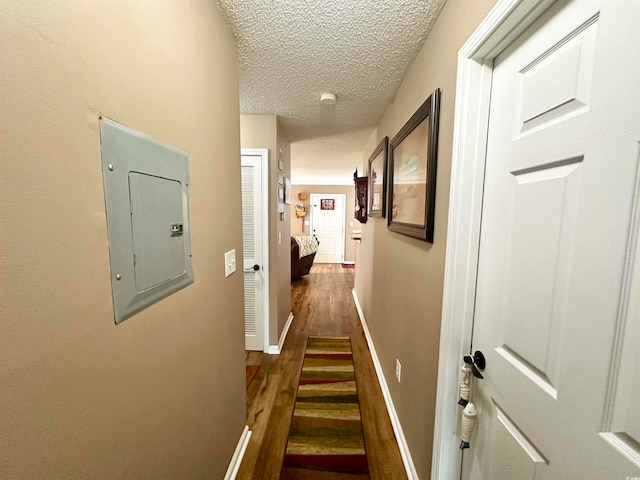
<box><xmin>367</xmin><ymin>136</ymin><xmax>389</xmax><ymax>218</ymax></box>
<box><xmin>388</xmin><ymin>88</ymin><xmax>440</xmax><ymax>242</ymax></box>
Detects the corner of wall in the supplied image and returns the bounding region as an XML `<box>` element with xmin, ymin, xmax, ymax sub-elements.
<box><xmin>276</xmin><ymin>118</ymin><xmax>292</xmax><ymax>342</ymax></box>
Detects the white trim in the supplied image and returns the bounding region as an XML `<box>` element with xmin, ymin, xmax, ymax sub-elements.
<box><xmin>223</xmin><ymin>425</ymin><xmax>252</xmax><ymax>480</ymax></box>
<box><xmin>352</xmin><ymin>289</ymin><xmax>418</xmax><ymax>480</ymax></box>
<box><xmin>267</xmin><ymin>312</ymin><xmax>294</xmax><ymax>355</ymax></box>
<box><xmin>241</xmin><ymin>148</ymin><xmax>271</xmax><ymax>354</ymax></box>
<box><xmin>462</xmin><ymin>0</ymin><xmax>555</xmax><ymax>59</ymax></box>
<box><xmin>433</xmin><ymin>1</ymin><xmax>557</xmax><ymax>479</ymax></box>
<box><xmin>280</xmin><ymin>312</ymin><xmax>294</xmax><ymax>351</ymax></box>
<box><xmin>598</xmin><ymin>433</ymin><xmax>640</xmax><ymax>470</ymax></box>
<box><xmin>342</xmin><ymin>261</ymin><xmax>355</xmax><ymax>265</ymax></box>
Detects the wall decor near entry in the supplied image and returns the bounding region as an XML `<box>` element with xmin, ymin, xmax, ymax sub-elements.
<box><xmin>367</xmin><ymin>136</ymin><xmax>389</xmax><ymax>218</ymax></box>
<box><xmin>284</xmin><ymin>177</ymin><xmax>292</xmax><ymax>204</ymax></box>
<box><xmin>353</xmin><ymin>169</ymin><xmax>368</xmax><ymax>223</ymax></box>
<box><xmin>320</xmin><ymin>198</ymin><xmax>335</xmax><ymax>210</ymax></box>
<box><xmin>278</xmin><ymin>172</ymin><xmax>285</xmax><ymax>202</ymax></box>
<box><xmin>388</xmin><ymin>88</ymin><xmax>440</xmax><ymax>242</ymax></box>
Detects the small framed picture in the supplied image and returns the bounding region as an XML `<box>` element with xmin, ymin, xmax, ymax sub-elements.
<box><xmin>321</xmin><ymin>199</ymin><xmax>335</xmax><ymax>210</ymax></box>
<box><xmin>284</xmin><ymin>177</ymin><xmax>292</xmax><ymax>205</ymax></box>
<box><xmin>278</xmin><ymin>173</ymin><xmax>284</xmax><ymax>202</ymax></box>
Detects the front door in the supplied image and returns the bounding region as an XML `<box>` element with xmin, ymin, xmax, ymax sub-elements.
<box><xmin>311</xmin><ymin>193</ymin><xmax>346</xmax><ymax>264</ymax></box>
<box><xmin>464</xmin><ymin>1</ymin><xmax>640</xmax><ymax>478</ymax></box>
<box><xmin>241</xmin><ymin>153</ymin><xmax>265</xmax><ymax>351</ymax></box>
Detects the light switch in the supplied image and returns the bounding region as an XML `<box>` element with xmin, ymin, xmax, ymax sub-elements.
<box><xmin>225</xmin><ymin>249</ymin><xmax>237</xmax><ymax>277</ymax></box>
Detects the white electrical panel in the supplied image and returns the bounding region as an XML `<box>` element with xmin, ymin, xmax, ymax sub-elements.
<box><xmin>100</xmin><ymin>117</ymin><xmax>194</xmax><ymax>324</ymax></box>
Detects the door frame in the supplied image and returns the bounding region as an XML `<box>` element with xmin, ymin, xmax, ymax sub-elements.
<box><xmin>310</xmin><ymin>193</ymin><xmax>346</xmax><ymax>264</ymax></box>
<box><xmin>241</xmin><ymin>148</ymin><xmax>271</xmax><ymax>353</ymax></box>
<box><xmin>433</xmin><ymin>1</ymin><xmax>557</xmax><ymax>478</ymax></box>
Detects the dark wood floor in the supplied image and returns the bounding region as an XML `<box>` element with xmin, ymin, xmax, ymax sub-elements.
<box><xmin>237</xmin><ymin>264</ymin><xmax>407</xmax><ymax>480</ymax></box>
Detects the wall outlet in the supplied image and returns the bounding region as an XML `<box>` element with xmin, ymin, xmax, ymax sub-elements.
<box><xmin>224</xmin><ymin>249</ymin><xmax>236</xmax><ymax>277</ymax></box>
<box><xmin>396</xmin><ymin>359</ymin><xmax>402</xmax><ymax>382</ymax></box>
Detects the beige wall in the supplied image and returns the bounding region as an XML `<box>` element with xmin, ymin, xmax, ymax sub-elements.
<box><xmin>353</xmin><ymin>0</ymin><xmax>498</xmax><ymax>477</ymax></box>
<box><xmin>290</xmin><ymin>128</ymin><xmax>373</xmax><ymax>185</ymax></box>
<box><xmin>240</xmin><ymin>115</ymin><xmax>292</xmax><ymax>344</ymax></box>
<box><xmin>290</xmin><ymin>185</ymin><xmax>357</xmax><ymax>263</ymax></box>
<box><xmin>0</xmin><ymin>2</ymin><xmax>246</xmax><ymax>478</ymax></box>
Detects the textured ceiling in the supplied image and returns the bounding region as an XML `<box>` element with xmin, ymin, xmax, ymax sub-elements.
<box><xmin>216</xmin><ymin>0</ymin><xmax>447</xmax><ymax>143</ymax></box>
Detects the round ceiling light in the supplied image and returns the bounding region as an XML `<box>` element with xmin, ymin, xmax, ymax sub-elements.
<box><xmin>320</xmin><ymin>93</ymin><xmax>337</xmax><ymax>105</ymax></box>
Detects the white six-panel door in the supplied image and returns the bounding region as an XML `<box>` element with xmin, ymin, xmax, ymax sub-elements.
<box><xmin>463</xmin><ymin>1</ymin><xmax>640</xmax><ymax>478</ymax></box>
<box><xmin>310</xmin><ymin>193</ymin><xmax>346</xmax><ymax>264</ymax></box>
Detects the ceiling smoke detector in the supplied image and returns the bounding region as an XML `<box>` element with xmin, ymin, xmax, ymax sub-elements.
<box><xmin>320</xmin><ymin>93</ymin><xmax>337</xmax><ymax>105</ymax></box>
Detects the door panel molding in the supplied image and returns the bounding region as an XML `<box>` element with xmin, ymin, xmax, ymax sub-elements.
<box><xmin>599</xmin><ymin>143</ymin><xmax>640</xmax><ymax>469</ymax></box>
<box><xmin>494</xmin><ymin>401</ymin><xmax>548</xmax><ymax>464</ymax></box>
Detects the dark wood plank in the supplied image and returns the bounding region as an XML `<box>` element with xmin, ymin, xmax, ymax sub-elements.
<box><xmin>237</xmin><ymin>264</ymin><xmax>407</xmax><ymax>480</ymax></box>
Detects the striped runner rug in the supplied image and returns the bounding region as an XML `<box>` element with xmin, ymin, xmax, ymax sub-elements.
<box><xmin>280</xmin><ymin>336</ymin><xmax>369</xmax><ymax>479</ymax></box>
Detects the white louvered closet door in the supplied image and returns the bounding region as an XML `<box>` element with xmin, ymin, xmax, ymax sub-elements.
<box><xmin>241</xmin><ymin>154</ymin><xmax>264</xmax><ymax>351</ymax></box>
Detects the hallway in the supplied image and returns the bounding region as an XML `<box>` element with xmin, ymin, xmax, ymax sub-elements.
<box><xmin>239</xmin><ymin>265</ymin><xmax>407</xmax><ymax>479</ymax></box>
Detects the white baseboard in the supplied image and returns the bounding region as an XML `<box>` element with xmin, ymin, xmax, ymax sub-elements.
<box><xmin>280</xmin><ymin>312</ymin><xmax>294</xmax><ymax>351</ymax></box>
<box><xmin>267</xmin><ymin>312</ymin><xmax>294</xmax><ymax>355</ymax></box>
<box><xmin>351</xmin><ymin>289</ymin><xmax>419</xmax><ymax>480</ymax></box>
<box><xmin>342</xmin><ymin>260</ymin><xmax>355</xmax><ymax>265</ymax></box>
<box><xmin>223</xmin><ymin>425</ymin><xmax>252</xmax><ymax>480</ymax></box>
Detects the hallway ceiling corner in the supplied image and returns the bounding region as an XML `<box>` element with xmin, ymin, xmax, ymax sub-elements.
<box><xmin>216</xmin><ymin>0</ymin><xmax>447</xmax><ymax>144</ymax></box>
